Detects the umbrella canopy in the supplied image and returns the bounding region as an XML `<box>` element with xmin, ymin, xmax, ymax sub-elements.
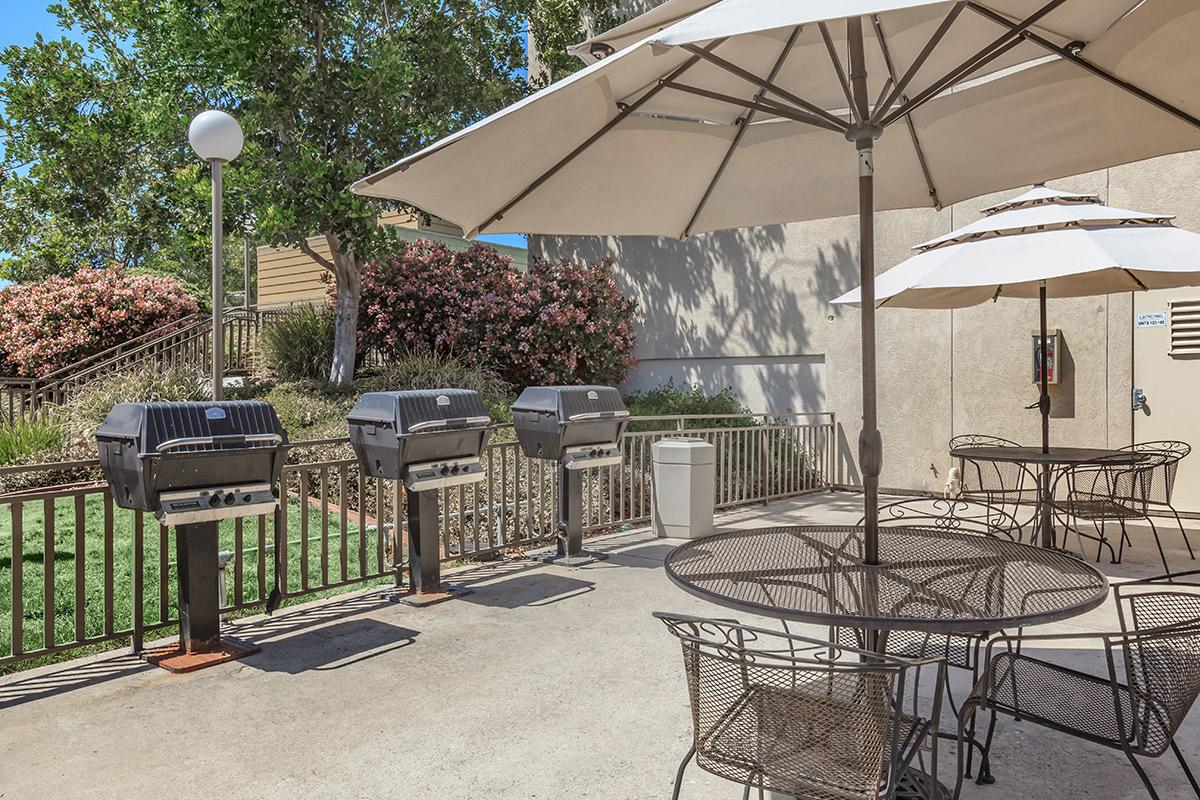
<box><xmin>832</xmin><ymin>186</ymin><xmax>1200</xmax><ymax>546</ymax></box>
<box><xmin>352</xmin><ymin>0</ymin><xmax>1200</xmax><ymax>562</ymax></box>
<box><xmin>832</xmin><ymin>186</ymin><xmax>1200</xmax><ymax>308</ymax></box>
<box><xmin>353</xmin><ymin>0</ymin><xmax>1200</xmax><ymax>240</ymax></box>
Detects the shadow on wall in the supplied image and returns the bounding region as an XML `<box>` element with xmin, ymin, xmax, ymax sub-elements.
<box><xmin>537</xmin><ymin>225</ymin><xmax>864</xmax><ymax>415</ymax></box>
<box><xmin>1049</xmin><ymin>334</ymin><xmax>1077</xmax><ymax>419</ymax></box>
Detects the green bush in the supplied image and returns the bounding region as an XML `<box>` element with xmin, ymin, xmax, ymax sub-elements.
<box><xmin>258</xmin><ymin>305</ymin><xmax>336</xmax><ymax>381</ymax></box>
<box><xmin>61</xmin><ymin>362</ymin><xmax>210</xmax><ymax>441</ymax></box>
<box><xmin>361</xmin><ymin>351</ymin><xmax>511</xmax><ymax>411</ymax></box>
<box><xmin>623</xmin><ymin>381</ymin><xmax>755</xmax><ymax>431</ymax></box>
<box><xmin>0</xmin><ymin>415</ymin><xmax>65</xmax><ymax>465</ymax></box>
<box><xmin>259</xmin><ymin>379</ymin><xmax>360</xmax><ymax>440</ymax></box>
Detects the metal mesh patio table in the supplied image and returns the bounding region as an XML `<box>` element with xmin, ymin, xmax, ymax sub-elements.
<box><xmin>949</xmin><ymin>445</ymin><xmax>1142</xmax><ymax>549</ymax></box>
<box><xmin>664</xmin><ymin>525</ymin><xmax>1109</xmax><ymax>633</ymax></box>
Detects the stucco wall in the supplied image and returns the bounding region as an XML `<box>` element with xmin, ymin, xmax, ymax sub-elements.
<box><xmin>530</xmin><ymin>154</ymin><xmax>1200</xmax><ymax>493</ymax></box>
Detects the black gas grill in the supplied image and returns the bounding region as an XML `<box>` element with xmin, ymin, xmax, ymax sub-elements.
<box><xmin>347</xmin><ymin>390</ymin><xmax>492</xmax><ymax>599</ymax></box>
<box><xmin>512</xmin><ymin>386</ymin><xmax>629</xmax><ymax>564</ymax></box>
<box><xmin>95</xmin><ymin>401</ymin><xmax>288</xmax><ymax>670</ymax></box>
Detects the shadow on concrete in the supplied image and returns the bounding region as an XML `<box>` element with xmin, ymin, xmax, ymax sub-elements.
<box><xmin>0</xmin><ymin>651</ymin><xmax>153</xmax><ymax>711</ymax></box>
<box><xmin>461</xmin><ymin>573</ymin><xmax>595</xmax><ymax>609</ymax></box>
<box><xmin>245</xmin><ymin>618</ymin><xmax>419</xmax><ymax>674</ymax></box>
<box><xmin>0</xmin><ymin>590</ymin><xmax>401</xmax><ymax>709</ymax></box>
<box><xmin>593</xmin><ymin>542</ymin><xmax>675</xmax><ymax>568</ymax></box>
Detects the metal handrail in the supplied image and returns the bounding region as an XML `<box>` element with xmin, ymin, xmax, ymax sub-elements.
<box><xmin>566</xmin><ymin>410</ymin><xmax>631</xmax><ymax>421</ymax></box>
<box><xmin>407</xmin><ymin>416</ymin><xmax>492</xmax><ymax>433</ymax></box>
<box><xmin>154</xmin><ymin>433</ymin><xmax>284</xmax><ymax>453</ymax></box>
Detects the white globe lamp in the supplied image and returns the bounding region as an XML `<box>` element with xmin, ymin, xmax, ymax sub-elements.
<box><xmin>189</xmin><ymin>110</ymin><xmax>243</xmax><ymax>400</ymax></box>
<box><xmin>188</xmin><ymin>110</ymin><xmax>244</xmax><ymax>163</ymax></box>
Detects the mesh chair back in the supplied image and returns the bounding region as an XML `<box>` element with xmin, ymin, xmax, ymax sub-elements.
<box><xmin>949</xmin><ymin>435</ymin><xmax>1038</xmax><ymax>506</ymax></box>
<box><xmin>1115</xmin><ymin>587</ymin><xmax>1200</xmax><ymax>756</ymax></box>
<box><xmin>1059</xmin><ymin>452</ymin><xmax>1168</xmax><ymax>521</ymax></box>
<box><xmin>657</xmin><ymin>614</ymin><xmax>905</xmax><ymax>800</ymax></box>
<box><xmin>1121</xmin><ymin>441</ymin><xmax>1191</xmax><ymax>505</ymax></box>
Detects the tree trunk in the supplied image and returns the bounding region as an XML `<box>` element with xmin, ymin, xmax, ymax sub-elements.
<box><xmin>325</xmin><ymin>232</ymin><xmax>360</xmax><ymax>385</ymax></box>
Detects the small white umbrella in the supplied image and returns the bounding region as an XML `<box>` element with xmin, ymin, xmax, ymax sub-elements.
<box><xmin>353</xmin><ymin>0</ymin><xmax>1200</xmax><ymax>562</ymax></box>
<box><xmin>833</xmin><ymin>186</ymin><xmax>1200</xmax><ymax>543</ymax></box>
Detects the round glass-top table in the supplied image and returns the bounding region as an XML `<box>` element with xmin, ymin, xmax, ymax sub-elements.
<box><xmin>664</xmin><ymin>525</ymin><xmax>1109</xmax><ymax>633</ymax></box>
<box><xmin>949</xmin><ymin>445</ymin><xmax>1142</xmax><ymax>548</ymax></box>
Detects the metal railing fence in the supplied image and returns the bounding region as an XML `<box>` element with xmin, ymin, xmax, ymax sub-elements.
<box><xmin>0</xmin><ymin>307</ymin><xmax>284</xmax><ymax>422</ymax></box>
<box><xmin>0</xmin><ymin>413</ymin><xmax>834</xmax><ymax>669</ymax></box>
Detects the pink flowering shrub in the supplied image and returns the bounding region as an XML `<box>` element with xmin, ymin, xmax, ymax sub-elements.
<box><xmin>355</xmin><ymin>240</ymin><xmax>637</xmax><ymax>386</ymax></box>
<box><xmin>0</xmin><ymin>267</ymin><xmax>199</xmax><ymax>377</ymax></box>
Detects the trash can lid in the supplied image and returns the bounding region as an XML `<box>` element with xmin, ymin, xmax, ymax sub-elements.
<box><xmin>652</xmin><ymin>437</ymin><xmax>715</xmax><ymax>465</ymax></box>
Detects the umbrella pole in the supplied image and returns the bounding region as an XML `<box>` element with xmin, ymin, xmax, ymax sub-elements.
<box><xmin>848</xmin><ymin>18</ymin><xmax>882</xmax><ymax>565</ymax></box>
<box><xmin>1038</xmin><ymin>281</ymin><xmax>1053</xmax><ymax>547</ymax></box>
<box><xmin>859</xmin><ymin>140</ymin><xmax>882</xmax><ymax>563</ymax></box>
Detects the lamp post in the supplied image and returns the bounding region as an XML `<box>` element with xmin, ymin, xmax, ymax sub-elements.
<box><xmin>188</xmin><ymin>110</ymin><xmax>243</xmax><ymax>401</ymax></box>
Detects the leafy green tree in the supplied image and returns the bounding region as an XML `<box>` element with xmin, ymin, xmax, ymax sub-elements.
<box><xmin>0</xmin><ymin>0</ymin><xmax>620</xmax><ymax>383</ymax></box>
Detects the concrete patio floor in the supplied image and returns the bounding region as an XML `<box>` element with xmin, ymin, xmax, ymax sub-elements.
<box><xmin>2</xmin><ymin>491</ymin><xmax>1199</xmax><ymax>800</ymax></box>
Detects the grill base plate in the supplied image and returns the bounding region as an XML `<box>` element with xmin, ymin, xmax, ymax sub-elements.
<box><xmin>378</xmin><ymin>584</ymin><xmax>472</xmax><ymax>607</ymax></box>
<box><xmin>141</xmin><ymin>637</ymin><xmax>260</xmax><ymax>673</ymax></box>
<box><xmin>530</xmin><ymin>551</ymin><xmax>608</xmax><ymax>567</ymax></box>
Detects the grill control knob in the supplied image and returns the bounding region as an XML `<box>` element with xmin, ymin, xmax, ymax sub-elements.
<box><xmin>450</xmin><ymin>465</ymin><xmax>460</xmax><ymax>475</ymax></box>
<box><xmin>224</xmin><ymin>493</ymin><xmax>237</xmax><ymax>506</ymax></box>
<box><xmin>440</xmin><ymin>465</ymin><xmax>451</xmax><ymax>476</ymax></box>
<box><xmin>208</xmin><ymin>494</ymin><xmax>222</xmax><ymax>507</ymax></box>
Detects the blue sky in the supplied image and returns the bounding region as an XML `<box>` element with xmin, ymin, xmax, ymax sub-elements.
<box><xmin>0</xmin><ymin>1</ymin><xmax>527</xmax><ymax>253</ymax></box>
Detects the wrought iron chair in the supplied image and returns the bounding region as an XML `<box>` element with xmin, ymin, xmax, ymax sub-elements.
<box><xmin>1121</xmin><ymin>441</ymin><xmax>1195</xmax><ymax>561</ymax></box>
<box><xmin>956</xmin><ymin>571</ymin><xmax>1200</xmax><ymax>800</ymax></box>
<box><xmin>656</xmin><ymin>612</ymin><xmax>945</xmax><ymax>800</ymax></box>
<box><xmin>1051</xmin><ymin>452</ymin><xmax>1174</xmax><ymax>574</ymax></box>
<box><xmin>948</xmin><ymin>435</ymin><xmax>1038</xmax><ymax>538</ymax></box>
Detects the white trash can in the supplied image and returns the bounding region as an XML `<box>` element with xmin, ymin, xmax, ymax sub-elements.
<box><xmin>652</xmin><ymin>437</ymin><xmax>715</xmax><ymax>539</ymax></box>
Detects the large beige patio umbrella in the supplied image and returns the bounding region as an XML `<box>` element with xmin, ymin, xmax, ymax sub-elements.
<box><xmin>833</xmin><ymin>185</ymin><xmax>1200</xmax><ymax>543</ymax></box>
<box><xmin>352</xmin><ymin>0</ymin><xmax>1200</xmax><ymax>563</ymax></box>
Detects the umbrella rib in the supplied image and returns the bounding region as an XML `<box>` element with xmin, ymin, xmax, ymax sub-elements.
<box><xmin>871</xmin><ymin>1</ymin><xmax>967</xmax><ymax>126</ymax></box>
<box><xmin>871</xmin><ymin>13</ymin><xmax>941</xmax><ymax>209</ymax></box>
<box><xmin>1123</xmin><ymin>268</ymin><xmax>1148</xmax><ymax>291</ymax></box>
<box><xmin>817</xmin><ymin>21</ymin><xmax>863</xmax><ymax>126</ymax></box>
<box><xmin>680</xmin><ymin>27</ymin><xmax>801</xmax><ymax>239</ymax></box>
<box><xmin>678</xmin><ymin>44</ymin><xmax>850</xmax><ymax>133</ymax></box>
<box><xmin>965</xmin><ymin>1</ymin><xmax>1200</xmax><ymax>132</ymax></box>
<box><xmin>880</xmin><ymin>0</ymin><xmax>1068</xmax><ymax>129</ymax></box>
<box><xmin>471</xmin><ymin>41</ymin><xmax>722</xmax><ymax>236</ymax></box>
<box><xmin>660</xmin><ymin>81</ymin><xmax>843</xmax><ymax>133</ymax></box>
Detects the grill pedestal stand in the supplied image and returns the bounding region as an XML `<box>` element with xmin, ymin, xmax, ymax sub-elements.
<box><xmin>397</xmin><ymin>489</ymin><xmax>470</xmax><ymax>607</ymax></box>
<box><xmin>142</xmin><ymin>521</ymin><xmax>260</xmax><ymax>672</ymax></box>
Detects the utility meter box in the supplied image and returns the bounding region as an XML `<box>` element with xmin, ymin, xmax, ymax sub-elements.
<box><xmin>652</xmin><ymin>437</ymin><xmax>715</xmax><ymax>539</ymax></box>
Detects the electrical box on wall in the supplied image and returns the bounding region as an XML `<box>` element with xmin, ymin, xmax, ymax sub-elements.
<box><xmin>1032</xmin><ymin>329</ymin><xmax>1061</xmax><ymax>385</ymax></box>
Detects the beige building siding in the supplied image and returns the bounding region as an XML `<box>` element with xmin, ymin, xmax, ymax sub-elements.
<box><xmin>256</xmin><ymin>212</ymin><xmax>528</xmax><ymax>307</ymax></box>
<box><xmin>531</xmin><ymin>152</ymin><xmax>1200</xmax><ymax>494</ymax></box>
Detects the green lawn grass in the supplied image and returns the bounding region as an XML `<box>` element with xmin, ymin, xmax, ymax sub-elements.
<box><xmin>0</xmin><ymin>491</ymin><xmax>397</xmax><ymax>673</ymax></box>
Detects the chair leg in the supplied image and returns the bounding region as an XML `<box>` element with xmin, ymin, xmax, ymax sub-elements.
<box><xmin>954</xmin><ymin>700</ymin><xmax>979</xmax><ymax>800</ymax></box>
<box><xmin>1124</xmin><ymin>750</ymin><xmax>1162</xmax><ymax>800</ymax></box>
<box><xmin>1170</xmin><ymin>505</ymin><xmax>1197</xmax><ymax>560</ymax></box>
<box><xmin>977</xmin><ymin>710</ymin><xmax>997</xmax><ymax>785</ymax></box>
<box><xmin>1114</xmin><ymin>519</ymin><xmax>1128</xmax><ymax>564</ymax></box>
<box><xmin>1146</xmin><ymin>516</ymin><xmax>1172</xmax><ymax>578</ymax></box>
<box><xmin>671</xmin><ymin>744</ymin><xmax>695</xmax><ymax>800</ymax></box>
<box><xmin>1172</xmin><ymin>739</ymin><xmax>1200</xmax><ymax>797</ymax></box>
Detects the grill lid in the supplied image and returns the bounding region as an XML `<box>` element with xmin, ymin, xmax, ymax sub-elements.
<box><xmin>95</xmin><ymin>401</ymin><xmax>287</xmax><ymax>455</ymax></box>
<box><xmin>347</xmin><ymin>389</ymin><xmax>490</xmax><ymax>435</ymax></box>
<box><xmin>512</xmin><ymin>386</ymin><xmax>626</xmax><ymax>421</ymax></box>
